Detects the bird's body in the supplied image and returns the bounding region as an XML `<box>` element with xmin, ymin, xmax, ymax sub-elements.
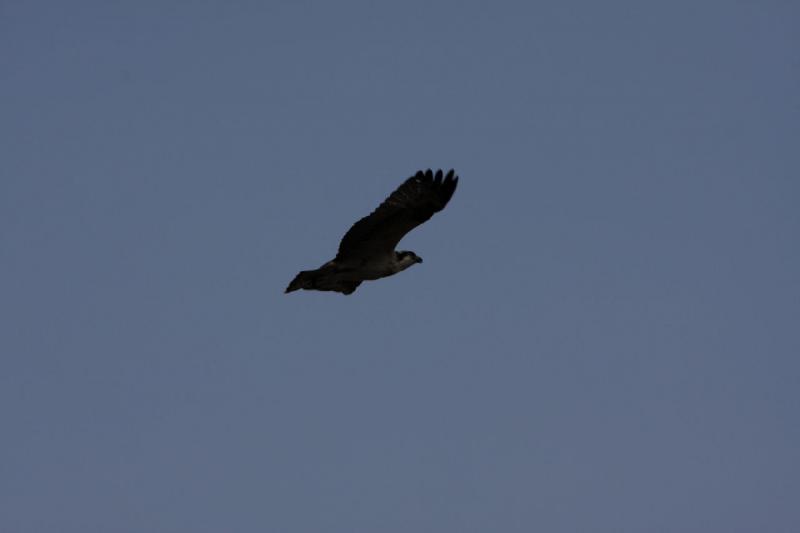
<box><xmin>285</xmin><ymin>169</ymin><xmax>458</xmax><ymax>295</ymax></box>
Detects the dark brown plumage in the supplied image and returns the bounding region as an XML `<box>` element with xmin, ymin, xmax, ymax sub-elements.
<box><xmin>285</xmin><ymin>169</ymin><xmax>459</xmax><ymax>295</ymax></box>
<box><xmin>336</xmin><ymin>169</ymin><xmax>458</xmax><ymax>261</ymax></box>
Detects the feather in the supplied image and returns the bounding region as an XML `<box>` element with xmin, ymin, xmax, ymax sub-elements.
<box><xmin>285</xmin><ymin>168</ymin><xmax>458</xmax><ymax>295</ymax></box>
<box><xmin>336</xmin><ymin>169</ymin><xmax>458</xmax><ymax>261</ymax></box>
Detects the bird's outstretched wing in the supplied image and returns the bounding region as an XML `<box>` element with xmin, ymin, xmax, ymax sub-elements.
<box><xmin>336</xmin><ymin>169</ymin><xmax>458</xmax><ymax>261</ymax></box>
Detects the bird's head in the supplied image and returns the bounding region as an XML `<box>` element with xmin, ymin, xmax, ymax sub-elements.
<box><xmin>396</xmin><ymin>250</ymin><xmax>423</xmax><ymax>268</ymax></box>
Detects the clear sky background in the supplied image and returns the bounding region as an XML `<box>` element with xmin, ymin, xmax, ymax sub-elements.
<box><xmin>2</xmin><ymin>1</ymin><xmax>798</xmax><ymax>531</ymax></box>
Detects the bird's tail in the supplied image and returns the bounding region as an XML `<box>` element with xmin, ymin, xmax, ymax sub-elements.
<box><xmin>285</xmin><ymin>270</ymin><xmax>317</xmax><ymax>293</ymax></box>
<box><xmin>285</xmin><ymin>265</ymin><xmax>361</xmax><ymax>295</ymax></box>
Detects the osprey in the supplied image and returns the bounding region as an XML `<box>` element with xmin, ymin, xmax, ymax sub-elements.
<box><xmin>285</xmin><ymin>168</ymin><xmax>459</xmax><ymax>295</ymax></box>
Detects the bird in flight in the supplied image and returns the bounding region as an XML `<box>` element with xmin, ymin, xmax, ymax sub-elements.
<box><xmin>285</xmin><ymin>169</ymin><xmax>459</xmax><ymax>295</ymax></box>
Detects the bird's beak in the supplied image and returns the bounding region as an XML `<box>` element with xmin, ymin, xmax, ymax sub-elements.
<box><xmin>416</xmin><ymin>257</ymin><xmax>423</xmax><ymax>264</ymax></box>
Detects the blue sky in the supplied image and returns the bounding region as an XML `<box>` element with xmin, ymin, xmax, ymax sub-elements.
<box><xmin>2</xmin><ymin>1</ymin><xmax>798</xmax><ymax>531</ymax></box>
